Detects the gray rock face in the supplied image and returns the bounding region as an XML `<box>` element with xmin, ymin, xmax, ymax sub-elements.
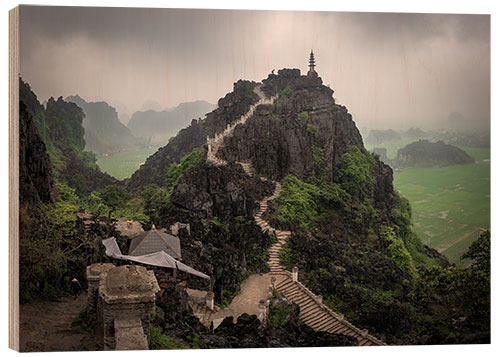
<box><xmin>19</xmin><ymin>101</ymin><xmax>58</xmax><ymax>205</ymax></box>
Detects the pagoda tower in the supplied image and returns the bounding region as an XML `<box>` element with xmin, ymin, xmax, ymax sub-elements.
<box><xmin>308</xmin><ymin>49</ymin><xmax>317</xmax><ymax>76</ymax></box>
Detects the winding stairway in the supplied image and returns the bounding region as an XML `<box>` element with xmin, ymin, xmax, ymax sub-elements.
<box><xmin>206</xmin><ymin>85</ymin><xmax>278</xmax><ymax>166</ymax></box>
<box><xmin>199</xmin><ymin>83</ymin><xmax>385</xmax><ymax>346</ymax></box>
<box><xmin>251</xmin><ymin>169</ymin><xmax>385</xmax><ymax>346</ymax></box>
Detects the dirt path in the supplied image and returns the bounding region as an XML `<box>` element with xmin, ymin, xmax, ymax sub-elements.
<box><xmin>209</xmin><ymin>273</ymin><xmax>285</xmax><ymax>325</ymax></box>
<box><xmin>19</xmin><ymin>293</ymin><xmax>100</xmax><ymax>352</ymax></box>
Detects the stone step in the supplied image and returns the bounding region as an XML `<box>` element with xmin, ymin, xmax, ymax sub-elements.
<box><xmin>284</xmin><ymin>290</ymin><xmax>305</xmax><ymax>302</ymax></box>
<box><xmin>276</xmin><ymin>278</ymin><xmax>293</xmax><ymax>291</ymax></box>
<box><xmin>287</xmin><ymin>288</ymin><xmax>304</xmax><ymax>302</ymax></box>
<box><xmin>298</xmin><ymin>299</ymin><xmax>318</xmax><ymax>312</ymax></box>
<box><xmin>315</xmin><ymin>317</ymin><xmax>338</xmax><ymax>332</ymax></box>
<box><xmin>305</xmin><ymin>313</ymin><xmax>330</xmax><ymax>327</ymax></box>
<box><xmin>280</xmin><ymin>287</ymin><xmax>300</xmax><ymax>298</ymax></box>
<box><xmin>330</xmin><ymin>325</ymin><xmax>350</xmax><ymax>335</ymax></box>
<box><xmin>322</xmin><ymin>319</ymin><xmax>343</xmax><ymax>333</ymax></box>
<box><xmin>294</xmin><ymin>296</ymin><xmax>314</xmax><ymax>308</ymax></box>
<box><xmin>301</xmin><ymin>308</ymin><xmax>325</xmax><ymax>323</ymax></box>
<box><xmin>294</xmin><ymin>294</ymin><xmax>312</xmax><ymax>306</ymax></box>
<box><xmin>299</xmin><ymin>304</ymin><xmax>322</xmax><ymax>319</ymax></box>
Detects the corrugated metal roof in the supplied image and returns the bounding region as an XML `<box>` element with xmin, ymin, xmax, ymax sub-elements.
<box><xmin>128</xmin><ymin>228</ymin><xmax>182</xmax><ymax>258</ymax></box>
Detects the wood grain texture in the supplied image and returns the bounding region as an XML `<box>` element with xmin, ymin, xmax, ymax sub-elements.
<box><xmin>9</xmin><ymin>5</ymin><xmax>19</xmax><ymax>352</ymax></box>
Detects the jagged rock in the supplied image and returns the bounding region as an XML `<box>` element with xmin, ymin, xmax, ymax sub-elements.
<box><xmin>19</xmin><ymin>101</ymin><xmax>57</xmax><ymax>205</ymax></box>
<box><xmin>218</xmin><ymin>69</ymin><xmax>364</xmax><ymax>182</ymax></box>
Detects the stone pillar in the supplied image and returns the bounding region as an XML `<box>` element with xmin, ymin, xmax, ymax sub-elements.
<box><xmin>205</xmin><ymin>291</ymin><xmax>215</xmax><ymax>311</ymax></box>
<box><xmin>316</xmin><ymin>295</ymin><xmax>323</xmax><ymax>304</ymax></box>
<box><xmin>292</xmin><ymin>267</ymin><xmax>299</xmax><ymax>282</ymax></box>
<box><xmin>86</xmin><ymin>263</ymin><xmax>115</xmax><ymax>320</ymax></box>
<box><xmin>258</xmin><ymin>299</ymin><xmax>267</xmax><ymax>324</ymax></box>
<box><xmin>99</xmin><ymin>265</ymin><xmax>160</xmax><ymax>350</ymax></box>
<box><xmin>271</xmin><ymin>276</ymin><xmax>276</xmax><ymax>290</ymax></box>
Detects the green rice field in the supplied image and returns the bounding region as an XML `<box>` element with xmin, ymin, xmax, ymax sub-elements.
<box><xmin>97</xmin><ymin>148</ymin><xmax>156</xmax><ymax>180</ymax></box>
<box><xmin>392</xmin><ymin>146</ymin><xmax>490</xmax><ymax>266</ymax></box>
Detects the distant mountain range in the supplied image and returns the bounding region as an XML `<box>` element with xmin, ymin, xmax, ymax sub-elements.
<box><xmin>65</xmin><ymin>95</ymin><xmax>144</xmax><ymax>155</ymax></box>
<box><xmin>127</xmin><ymin>100</ymin><xmax>215</xmax><ymax>146</ymax></box>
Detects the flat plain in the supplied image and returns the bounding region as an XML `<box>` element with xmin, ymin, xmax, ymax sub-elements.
<box><xmin>96</xmin><ymin>148</ymin><xmax>156</xmax><ymax>180</ymax></box>
<box><xmin>392</xmin><ymin>146</ymin><xmax>490</xmax><ymax>265</ymax></box>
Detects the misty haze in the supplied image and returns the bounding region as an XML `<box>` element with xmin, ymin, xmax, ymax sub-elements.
<box><xmin>16</xmin><ymin>5</ymin><xmax>490</xmax><ymax>352</ymax></box>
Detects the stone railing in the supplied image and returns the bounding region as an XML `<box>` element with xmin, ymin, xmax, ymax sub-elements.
<box><xmin>86</xmin><ymin>264</ymin><xmax>160</xmax><ymax>350</ymax></box>
<box><xmin>207</xmin><ymin>85</ymin><xmax>279</xmax><ymax>166</ymax></box>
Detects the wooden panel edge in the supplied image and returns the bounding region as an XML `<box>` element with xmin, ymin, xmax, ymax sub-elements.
<box><xmin>9</xmin><ymin>5</ymin><xmax>20</xmax><ymax>352</ymax></box>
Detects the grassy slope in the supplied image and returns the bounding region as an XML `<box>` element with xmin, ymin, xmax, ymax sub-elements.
<box><xmin>392</xmin><ymin>146</ymin><xmax>490</xmax><ymax>265</ymax></box>
<box><xmin>96</xmin><ymin>148</ymin><xmax>156</xmax><ymax>180</ymax></box>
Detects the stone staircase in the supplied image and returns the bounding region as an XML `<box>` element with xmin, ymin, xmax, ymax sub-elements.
<box><xmin>252</xmin><ymin>181</ymin><xmax>290</xmax><ymax>275</ymax></box>
<box><xmin>244</xmin><ymin>164</ymin><xmax>385</xmax><ymax>346</ymax></box>
<box><xmin>201</xmin><ymin>83</ymin><xmax>386</xmax><ymax>345</ymax></box>
<box><xmin>188</xmin><ymin>300</ymin><xmax>213</xmax><ymax>327</ymax></box>
<box><xmin>274</xmin><ymin>275</ymin><xmax>385</xmax><ymax>346</ymax></box>
<box><xmin>206</xmin><ymin>85</ymin><xmax>278</xmax><ymax>166</ymax></box>
<box><xmin>237</xmin><ymin>161</ymin><xmax>254</xmax><ymax>177</ymax></box>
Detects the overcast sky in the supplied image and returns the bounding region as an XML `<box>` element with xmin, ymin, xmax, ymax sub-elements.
<box><xmin>19</xmin><ymin>5</ymin><xmax>490</xmax><ymax>130</ymax></box>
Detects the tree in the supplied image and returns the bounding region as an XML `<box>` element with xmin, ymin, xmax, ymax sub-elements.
<box><xmin>461</xmin><ymin>230</ymin><xmax>490</xmax><ymax>273</ymax></box>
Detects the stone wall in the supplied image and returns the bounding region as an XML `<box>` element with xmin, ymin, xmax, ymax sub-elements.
<box><xmin>86</xmin><ymin>264</ymin><xmax>160</xmax><ymax>350</ymax></box>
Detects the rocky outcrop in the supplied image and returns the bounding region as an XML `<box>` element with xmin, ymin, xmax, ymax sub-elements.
<box><xmin>127</xmin><ymin>118</ymin><xmax>207</xmax><ymax>190</ymax></box>
<box><xmin>204</xmin><ymin>80</ymin><xmax>261</xmax><ymax>138</ymax></box>
<box><xmin>162</xmin><ymin>162</ymin><xmax>275</xmax><ymax>300</ymax></box>
<box><xmin>153</xmin><ymin>286</ymin><xmax>358</xmax><ymax>348</ymax></box>
<box><xmin>371</xmin><ymin>147</ymin><xmax>392</xmax><ymax>166</ymax></box>
<box><xmin>20</xmin><ymin>79</ymin><xmax>119</xmax><ymax>196</ymax></box>
<box><xmin>65</xmin><ymin>95</ymin><xmax>144</xmax><ymax>155</ymax></box>
<box><xmin>19</xmin><ymin>101</ymin><xmax>57</xmax><ymax>205</ymax></box>
<box><xmin>395</xmin><ymin>140</ymin><xmax>474</xmax><ymax>168</ymax></box>
<box><xmin>218</xmin><ymin>69</ymin><xmax>364</xmax><ymax>182</ymax></box>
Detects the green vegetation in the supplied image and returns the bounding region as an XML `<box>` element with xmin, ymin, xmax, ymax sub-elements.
<box><xmin>380</xmin><ymin>226</ymin><xmax>417</xmax><ymax>279</ymax></box>
<box><xmin>150</xmin><ymin>326</ymin><xmax>190</xmax><ymax>350</ymax></box>
<box><xmin>338</xmin><ymin>146</ymin><xmax>376</xmax><ymax>197</ymax></box>
<box><xmin>393</xmin><ymin>147</ymin><xmax>490</xmax><ymax>265</ymax></box>
<box><xmin>72</xmin><ymin>309</ymin><xmax>88</xmax><ymax>327</ymax></box>
<box><xmin>274</xmin><ymin>175</ymin><xmax>322</xmax><ymax>229</ymax></box>
<box><xmin>166</xmin><ymin>148</ymin><xmax>205</xmax><ymax>186</ymax></box>
<box><xmin>296</xmin><ymin>111</ymin><xmax>309</xmax><ymax>126</ymax></box>
<box><xmin>20</xmin><ymin>182</ymin><xmax>104</xmax><ymax>303</ymax></box>
<box><xmin>275</xmin><ymin>87</ymin><xmax>293</xmax><ymax>110</ymax></box>
<box><xmin>218</xmin><ymin>289</ymin><xmax>237</xmax><ymax>309</ymax></box>
<box><xmin>268</xmin><ymin>290</ymin><xmax>295</xmax><ymax>328</ymax></box>
<box><xmin>278</xmin><ymin>246</ymin><xmax>293</xmax><ymax>269</ymax></box>
<box><xmin>20</xmin><ymin>78</ymin><xmax>114</xmax><ymax>197</ymax></box>
<box><xmin>306</xmin><ymin>123</ymin><xmax>319</xmax><ymax>136</ymax></box>
<box><xmin>95</xmin><ymin>148</ymin><xmax>206</xmax><ymax>225</ymax></box>
<box><xmin>97</xmin><ymin>148</ymin><xmax>156</xmax><ymax>180</ymax></box>
<box><xmin>279</xmin><ymin>86</ymin><xmax>293</xmax><ymax>99</ymax></box>
<box><xmin>411</xmin><ymin>230</ymin><xmax>490</xmax><ymax>334</ymax></box>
